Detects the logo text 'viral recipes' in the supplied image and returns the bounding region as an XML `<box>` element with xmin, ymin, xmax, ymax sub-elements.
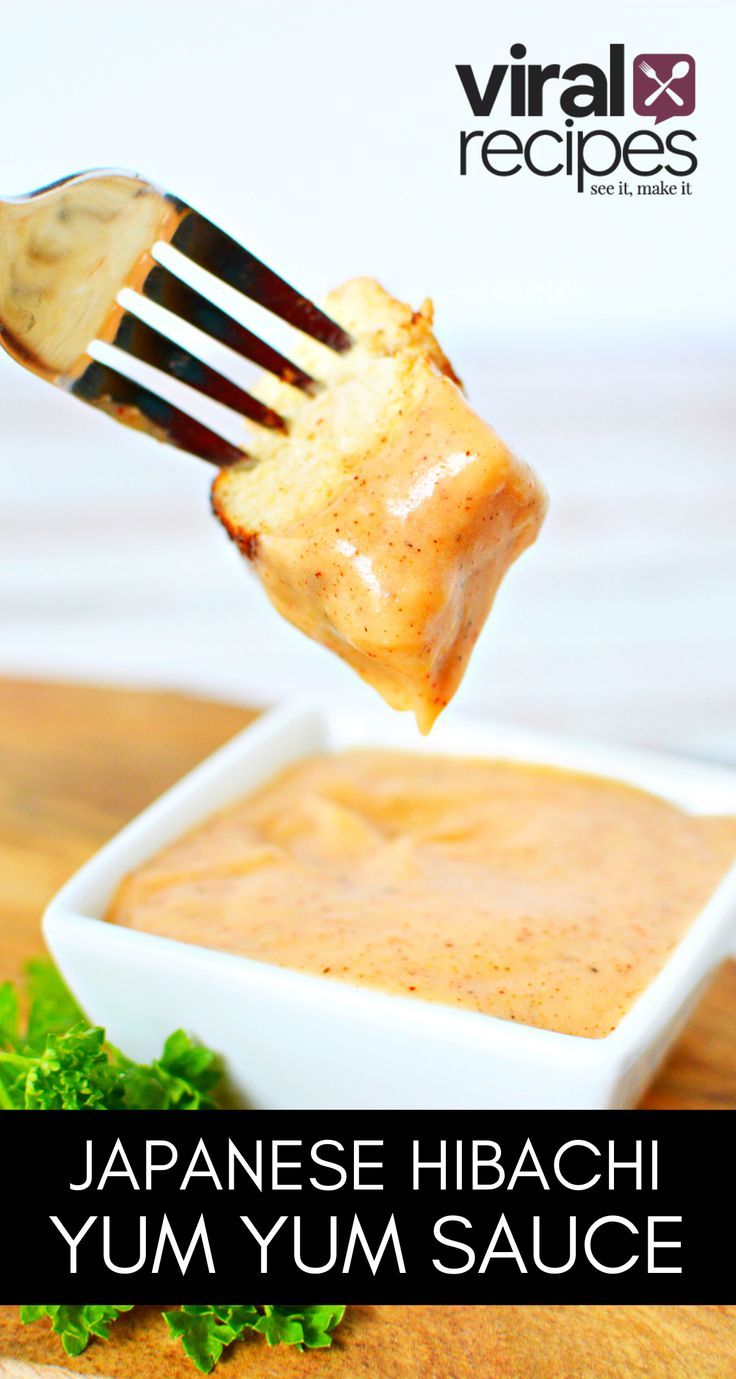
<box><xmin>457</xmin><ymin>44</ymin><xmax>698</xmax><ymax>193</ymax></box>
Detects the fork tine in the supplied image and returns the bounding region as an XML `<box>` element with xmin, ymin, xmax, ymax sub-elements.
<box><xmin>141</xmin><ymin>264</ymin><xmax>320</xmax><ymax>395</ymax></box>
<box><xmin>169</xmin><ymin>208</ymin><xmax>353</xmax><ymax>354</ymax></box>
<box><xmin>112</xmin><ymin>313</ymin><xmax>286</xmax><ymax>431</ymax></box>
<box><xmin>71</xmin><ymin>359</ymin><xmax>245</xmax><ymax>466</ymax></box>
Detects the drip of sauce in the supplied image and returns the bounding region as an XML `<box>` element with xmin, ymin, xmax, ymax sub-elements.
<box><xmin>108</xmin><ymin>750</ymin><xmax>736</xmax><ymax>1038</ymax></box>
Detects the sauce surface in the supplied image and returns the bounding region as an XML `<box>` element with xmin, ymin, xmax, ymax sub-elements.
<box><xmin>108</xmin><ymin>750</ymin><xmax>736</xmax><ymax>1038</ymax></box>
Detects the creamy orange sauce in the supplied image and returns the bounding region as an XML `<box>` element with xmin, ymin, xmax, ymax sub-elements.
<box><xmin>108</xmin><ymin>750</ymin><xmax>736</xmax><ymax>1038</ymax></box>
<box><xmin>253</xmin><ymin>375</ymin><xmax>545</xmax><ymax>734</ymax></box>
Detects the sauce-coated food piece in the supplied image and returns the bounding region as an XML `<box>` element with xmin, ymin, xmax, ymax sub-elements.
<box><xmin>213</xmin><ymin>280</ymin><xmax>546</xmax><ymax>731</ymax></box>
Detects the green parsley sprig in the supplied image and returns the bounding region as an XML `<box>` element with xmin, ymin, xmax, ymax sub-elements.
<box><xmin>4</xmin><ymin>959</ymin><xmax>345</xmax><ymax>1371</ymax></box>
<box><xmin>18</xmin><ymin>1304</ymin><xmax>134</xmax><ymax>1357</ymax></box>
<box><xmin>19</xmin><ymin>1302</ymin><xmax>345</xmax><ymax>1372</ymax></box>
<box><xmin>0</xmin><ymin>959</ymin><xmax>220</xmax><ymax>1111</ymax></box>
<box><xmin>163</xmin><ymin>1304</ymin><xmax>347</xmax><ymax>1371</ymax></box>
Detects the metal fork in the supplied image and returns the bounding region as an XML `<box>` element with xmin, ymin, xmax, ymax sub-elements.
<box><xmin>0</xmin><ymin>169</ymin><xmax>352</xmax><ymax>465</ymax></box>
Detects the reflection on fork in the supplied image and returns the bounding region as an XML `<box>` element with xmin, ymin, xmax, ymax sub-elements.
<box><xmin>0</xmin><ymin>170</ymin><xmax>353</xmax><ymax>465</ymax></box>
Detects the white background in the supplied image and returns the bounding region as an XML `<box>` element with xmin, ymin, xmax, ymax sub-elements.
<box><xmin>1</xmin><ymin>0</ymin><xmax>734</xmax><ymax>760</ymax></box>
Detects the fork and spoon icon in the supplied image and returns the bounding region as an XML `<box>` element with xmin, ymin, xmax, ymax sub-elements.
<box><xmin>638</xmin><ymin>58</ymin><xmax>691</xmax><ymax>107</ymax></box>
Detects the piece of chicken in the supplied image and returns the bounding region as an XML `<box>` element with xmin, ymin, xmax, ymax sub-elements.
<box><xmin>213</xmin><ymin>278</ymin><xmax>546</xmax><ymax>731</ymax></box>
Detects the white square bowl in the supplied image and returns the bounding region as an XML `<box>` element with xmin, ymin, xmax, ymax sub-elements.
<box><xmin>43</xmin><ymin>703</ymin><xmax>736</xmax><ymax>1110</ymax></box>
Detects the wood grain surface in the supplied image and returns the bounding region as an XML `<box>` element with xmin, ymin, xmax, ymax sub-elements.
<box><xmin>0</xmin><ymin>678</ymin><xmax>734</xmax><ymax>1376</ymax></box>
<box><xmin>2</xmin><ymin>1305</ymin><xmax>736</xmax><ymax>1379</ymax></box>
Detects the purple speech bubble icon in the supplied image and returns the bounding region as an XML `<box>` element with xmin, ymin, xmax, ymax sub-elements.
<box><xmin>633</xmin><ymin>54</ymin><xmax>696</xmax><ymax>124</ymax></box>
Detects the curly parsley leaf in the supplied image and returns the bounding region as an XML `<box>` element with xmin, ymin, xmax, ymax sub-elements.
<box><xmin>163</xmin><ymin>1305</ymin><xmax>261</xmax><ymax>1373</ymax></box>
<box><xmin>23</xmin><ymin>1024</ymin><xmax>121</xmax><ymax>1109</ymax></box>
<box><xmin>254</xmin><ymin>1304</ymin><xmax>346</xmax><ymax>1350</ymax></box>
<box><xmin>19</xmin><ymin>1304</ymin><xmax>134</xmax><ymax>1357</ymax></box>
<box><xmin>0</xmin><ymin>981</ymin><xmax>20</xmax><ymax>1045</ymax></box>
<box><xmin>25</xmin><ymin>956</ymin><xmax>85</xmax><ymax>1047</ymax></box>
<box><xmin>10</xmin><ymin>961</ymin><xmax>346</xmax><ymax>1371</ymax></box>
<box><xmin>0</xmin><ymin>959</ymin><xmax>220</xmax><ymax>1111</ymax></box>
<box><xmin>115</xmin><ymin>1029</ymin><xmax>220</xmax><ymax>1110</ymax></box>
<box><xmin>163</xmin><ymin>1305</ymin><xmax>345</xmax><ymax>1373</ymax></box>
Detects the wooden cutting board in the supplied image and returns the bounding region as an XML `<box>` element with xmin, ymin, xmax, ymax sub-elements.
<box><xmin>2</xmin><ymin>1305</ymin><xmax>736</xmax><ymax>1379</ymax></box>
<box><xmin>1</xmin><ymin>678</ymin><xmax>734</xmax><ymax>1377</ymax></box>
